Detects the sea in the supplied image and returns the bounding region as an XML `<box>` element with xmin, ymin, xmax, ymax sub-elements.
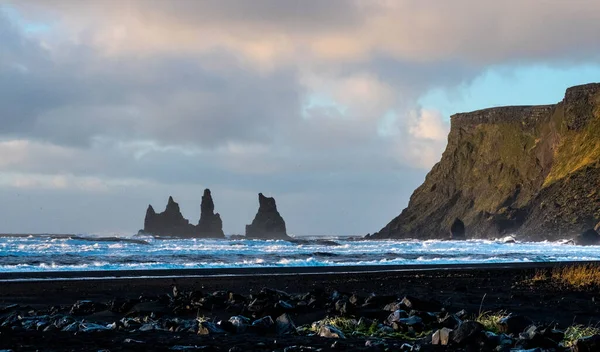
<box><xmin>1</xmin><ymin>234</ymin><xmax>599</xmax><ymax>272</ymax></box>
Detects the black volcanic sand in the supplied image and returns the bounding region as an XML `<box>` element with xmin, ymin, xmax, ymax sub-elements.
<box><xmin>1</xmin><ymin>263</ymin><xmax>600</xmax><ymax>351</ymax></box>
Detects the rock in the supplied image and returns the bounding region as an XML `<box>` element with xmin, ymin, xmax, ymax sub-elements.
<box><xmin>391</xmin><ymin>316</ymin><xmax>424</xmax><ymax>332</ymax></box>
<box><xmin>228</xmin><ymin>316</ymin><xmax>250</xmax><ymax>334</ymax></box>
<box><xmin>245</xmin><ymin>193</ymin><xmax>290</xmax><ymax>240</ymax></box>
<box><xmin>451</xmin><ymin>321</ymin><xmax>484</xmax><ymax>345</ymax></box>
<box><xmin>143</xmin><ymin>197</ymin><xmax>198</xmax><ymax>238</ymax></box>
<box><xmin>275</xmin><ymin>313</ymin><xmax>296</xmax><ymax>335</ymax></box>
<box><xmin>143</xmin><ymin>192</ymin><xmax>225</xmax><ymax>238</ymax></box>
<box><xmin>69</xmin><ymin>300</ymin><xmax>107</xmax><ymax>316</ymax></box>
<box><xmin>450</xmin><ymin>218</ymin><xmax>466</xmax><ymax>239</ymax></box>
<box><xmin>438</xmin><ymin>314</ymin><xmax>462</xmax><ymax>330</ymax></box>
<box><xmin>251</xmin><ymin>316</ymin><xmax>275</xmax><ymax>333</ymax></box>
<box><xmin>197</xmin><ymin>189</ymin><xmax>225</xmax><ymax>238</ymax></box>
<box><xmin>572</xmin><ymin>334</ymin><xmax>600</xmax><ymax>352</ymax></box>
<box><xmin>386</xmin><ymin>310</ymin><xmax>408</xmax><ymax>325</ymax></box>
<box><xmin>574</xmin><ymin>229</ymin><xmax>600</xmax><ymax>246</ymax></box>
<box><xmin>318</xmin><ymin>325</ymin><xmax>345</xmax><ymax>339</ymax></box>
<box><xmin>197</xmin><ymin>321</ymin><xmax>225</xmax><ymax>335</ymax></box>
<box><xmin>432</xmin><ymin>327</ymin><xmax>453</xmax><ymax>345</ymax></box>
<box><xmin>497</xmin><ymin>315</ymin><xmax>533</xmax><ymax>335</ymax></box>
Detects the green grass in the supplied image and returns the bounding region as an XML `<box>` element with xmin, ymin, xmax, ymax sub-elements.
<box><xmin>474</xmin><ymin>311</ymin><xmax>510</xmax><ymax>334</ymax></box>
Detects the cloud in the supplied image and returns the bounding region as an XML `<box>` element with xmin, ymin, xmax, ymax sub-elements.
<box><xmin>1</xmin><ymin>1</ymin><xmax>600</xmax><ymax>235</ymax></box>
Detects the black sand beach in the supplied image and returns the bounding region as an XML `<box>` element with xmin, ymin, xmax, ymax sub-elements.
<box><xmin>1</xmin><ymin>262</ymin><xmax>600</xmax><ymax>351</ymax></box>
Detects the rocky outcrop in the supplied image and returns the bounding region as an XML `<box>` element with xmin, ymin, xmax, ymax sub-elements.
<box><xmin>370</xmin><ymin>83</ymin><xmax>600</xmax><ymax>241</ymax></box>
<box><xmin>196</xmin><ymin>189</ymin><xmax>224</xmax><ymax>238</ymax></box>
<box><xmin>246</xmin><ymin>193</ymin><xmax>290</xmax><ymax>240</ymax></box>
<box><xmin>143</xmin><ymin>191</ymin><xmax>224</xmax><ymax>238</ymax></box>
<box><xmin>574</xmin><ymin>229</ymin><xmax>600</xmax><ymax>246</ymax></box>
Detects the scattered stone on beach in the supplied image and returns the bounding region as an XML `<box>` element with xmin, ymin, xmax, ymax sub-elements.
<box><xmin>432</xmin><ymin>327</ymin><xmax>453</xmax><ymax>345</ymax></box>
<box><xmin>69</xmin><ymin>300</ymin><xmax>107</xmax><ymax>316</ymax></box>
<box><xmin>245</xmin><ymin>193</ymin><xmax>290</xmax><ymax>240</ymax></box>
<box><xmin>197</xmin><ymin>321</ymin><xmax>225</xmax><ymax>335</ymax></box>
<box><xmin>572</xmin><ymin>334</ymin><xmax>600</xmax><ymax>352</ymax></box>
<box><xmin>275</xmin><ymin>313</ymin><xmax>296</xmax><ymax>335</ymax></box>
<box><xmin>497</xmin><ymin>315</ymin><xmax>534</xmax><ymax>335</ymax></box>
<box><xmin>574</xmin><ymin>228</ymin><xmax>600</xmax><ymax>246</ymax></box>
<box><xmin>317</xmin><ymin>325</ymin><xmax>345</xmax><ymax>339</ymax></box>
<box><xmin>451</xmin><ymin>321</ymin><xmax>484</xmax><ymax>345</ymax></box>
<box><xmin>450</xmin><ymin>218</ymin><xmax>466</xmax><ymax>239</ymax></box>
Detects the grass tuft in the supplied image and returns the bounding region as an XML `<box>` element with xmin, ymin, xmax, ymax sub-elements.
<box><xmin>474</xmin><ymin>311</ymin><xmax>509</xmax><ymax>333</ymax></box>
<box><xmin>551</xmin><ymin>264</ymin><xmax>600</xmax><ymax>288</ymax></box>
<box><xmin>563</xmin><ymin>325</ymin><xmax>600</xmax><ymax>346</ymax></box>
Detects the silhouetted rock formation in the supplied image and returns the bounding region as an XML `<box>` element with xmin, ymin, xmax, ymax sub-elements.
<box><xmin>574</xmin><ymin>229</ymin><xmax>600</xmax><ymax>246</ymax></box>
<box><xmin>197</xmin><ymin>189</ymin><xmax>224</xmax><ymax>238</ymax></box>
<box><xmin>143</xmin><ymin>191</ymin><xmax>224</xmax><ymax>238</ymax></box>
<box><xmin>450</xmin><ymin>218</ymin><xmax>466</xmax><ymax>239</ymax></box>
<box><xmin>369</xmin><ymin>83</ymin><xmax>600</xmax><ymax>241</ymax></box>
<box><xmin>246</xmin><ymin>193</ymin><xmax>290</xmax><ymax>240</ymax></box>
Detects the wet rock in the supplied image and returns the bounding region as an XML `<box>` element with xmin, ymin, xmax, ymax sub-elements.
<box><xmin>438</xmin><ymin>314</ymin><xmax>462</xmax><ymax>330</ymax></box>
<box><xmin>383</xmin><ymin>302</ymin><xmax>403</xmax><ymax>311</ymax></box>
<box><xmin>275</xmin><ymin>313</ymin><xmax>296</xmax><ymax>335</ymax></box>
<box><xmin>363</xmin><ymin>294</ymin><xmax>397</xmax><ymax>308</ymax></box>
<box><xmin>318</xmin><ymin>325</ymin><xmax>345</xmax><ymax>339</ymax></box>
<box><xmin>61</xmin><ymin>321</ymin><xmax>80</xmax><ymax>332</ymax></box>
<box><xmin>450</xmin><ymin>218</ymin><xmax>466</xmax><ymax>239</ymax></box>
<box><xmin>574</xmin><ymin>229</ymin><xmax>600</xmax><ymax>246</ymax></box>
<box><xmin>251</xmin><ymin>315</ymin><xmax>275</xmax><ymax>334</ymax></box>
<box><xmin>197</xmin><ymin>321</ymin><xmax>225</xmax><ymax>335</ymax></box>
<box><xmin>391</xmin><ymin>316</ymin><xmax>424</xmax><ymax>332</ymax></box>
<box><xmin>572</xmin><ymin>334</ymin><xmax>600</xmax><ymax>352</ymax></box>
<box><xmin>245</xmin><ymin>193</ymin><xmax>290</xmax><ymax>240</ymax></box>
<box><xmin>432</xmin><ymin>327</ymin><xmax>453</xmax><ymax>345</ymax></box>
<box><xmin>228</xmin><ymin>315</ymin><xmax>250</xmax><ymax>334</ymax></box>
<box><xmin>451</xmin><ymin>321</ymin><xmax>484</xmax><ymax>345</ymax></box>
<box><xmin>70</xmin><ymin>300</ymin><xmax>107</xmax><ymax>316</ymax></box>
<box><xmin>80</xmin><ymin>322</ymin><xmax>112</xmax><ymax>333</ymax></box>
<box><xmin>386</xmin><ymin>310</ymin><xmax>409</xmax><ymax>325</ymax></box>
<box><xmin>497</xmin><ymin>315</ymin><xmax>533</xmax><ymax>335</ymax></box>
<box><xmin>334</xmin><ymin>299</ymin><xmax>352</xmax><ymax>315</ymax></box>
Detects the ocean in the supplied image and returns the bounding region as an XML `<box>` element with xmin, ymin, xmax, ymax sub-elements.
<box><xmin>1</xmin><ymin>234</ymin><xmax>599</xmax><ymax>272</ymax></box>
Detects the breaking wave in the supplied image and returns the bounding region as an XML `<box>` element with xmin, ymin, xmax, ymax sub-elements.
<box><xmin>0</xmin><ymin>234</ymin><xmax>599</xmax><ymax>272</ymax></box>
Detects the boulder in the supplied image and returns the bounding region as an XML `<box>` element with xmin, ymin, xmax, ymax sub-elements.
<box><xmin>196</xmin><ymin>189</ymin><xmax>225</xmax><ymax>238</ymax></box>
<box><xmin>450</xmin><ymin>218</ymin><xmax>466</xmax><ymax>239</ymax></box>
<box><xmin>451</xmin><ymin>321</ymin><xmax>484</xmax><ymax>345</ymax></box>
<box><xmin>275</xmin><ymin>313</ymin><xmax>296</xmax><ymax>335</ymax></box>
<box><xmin>245</xmin><ymin>193</ymin><xmax>290</xmax><ymax>240</ymax></box>
<box><xmin>574</xmin><ymin>229</ymin><xmax>600</xmax><ymax>246</ymax></box>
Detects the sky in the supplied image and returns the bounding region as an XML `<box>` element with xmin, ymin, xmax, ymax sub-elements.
<box><xmin>1</xmin><ymin>1</ymin><xmax>600</xmax><ymax>236</ymax></box>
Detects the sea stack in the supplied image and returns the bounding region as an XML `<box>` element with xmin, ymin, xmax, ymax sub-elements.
<box><xmin>143</xmin><ymin>196</ymin><xmax>197</xmax><ymax>237</ymax></box>
<box><xmin>142</xmin><ymin>191</ymin><xmax>224</xmax><ymax>238</ymax></box>
<box><xmin>246</xmin><ymin>193</ymin><xmax>290</xmax><ymax>240</ymax></box>
<box><xmin>197</xmin><ymin>189</ymin><xmax>225</xmax><ymax>238</ymax></box>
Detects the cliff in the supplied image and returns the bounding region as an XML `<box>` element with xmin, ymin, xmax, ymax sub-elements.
<box><xmin>370</xmin><ymin>83</ymin><xmax>600</xmax><ymax>241</ymax></box>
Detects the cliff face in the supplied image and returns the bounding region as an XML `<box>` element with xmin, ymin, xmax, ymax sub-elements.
<box><xmin>371</xmin><ymin>83</ymin><xmax>600</xmax><ymax>240</ymax></box>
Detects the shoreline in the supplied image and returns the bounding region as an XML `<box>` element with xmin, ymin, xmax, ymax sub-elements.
<box><xmin>1</xmin><ymin>260</ymin><xmax>598</xmax><ymax>281</ymax></box>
